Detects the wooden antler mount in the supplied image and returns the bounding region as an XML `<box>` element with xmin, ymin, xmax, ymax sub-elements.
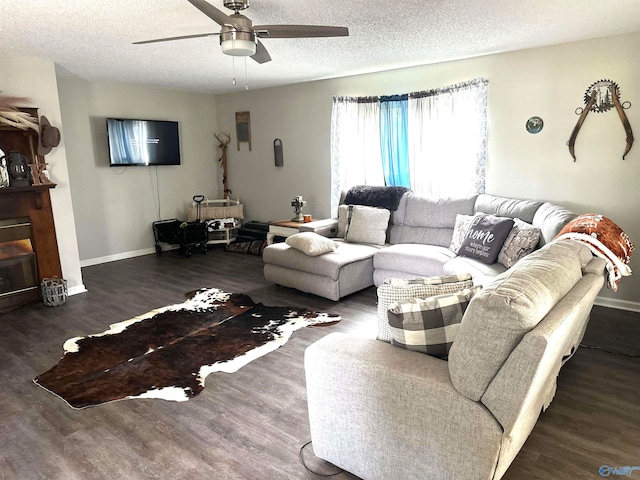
<box><xmin>215</xmin><ymin>133</ymin><xmax>231</xmax><ymax>198</ymax></box>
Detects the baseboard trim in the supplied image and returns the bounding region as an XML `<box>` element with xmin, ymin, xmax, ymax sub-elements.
<box><xmin>80</xmin><ymin>246</ymin><xmax>178</xmax><ymax>268</ymax></box>
<box><xmin>68</xmin><ymin>284</ymin><xmax>88</xmax><ymax>296</ymax></box>
<box><xmin>594</xmin><ymin>296</ymin><xmax>640</xmax><ymax>313</ymax></box>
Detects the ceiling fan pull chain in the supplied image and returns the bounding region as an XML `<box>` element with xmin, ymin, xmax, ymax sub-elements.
<box><xmin>232</xmin><ymin>56</ymin><xmax>237</xmax><ymax>86</ymax></box>
<box><xmin>244</xmin><ymin>57</ymin><xmax>249</xmax><ymax>90</ymax></box>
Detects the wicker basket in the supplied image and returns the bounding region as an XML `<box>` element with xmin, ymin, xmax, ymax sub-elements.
<box><xmin>41</xmin><ymin>277</ymin><xmax>68</xmax><ymax>307</ymax></box>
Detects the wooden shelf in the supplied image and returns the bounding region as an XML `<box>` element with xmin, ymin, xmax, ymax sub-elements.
<box><xmin>206</xmin><ymin>227</ymin><xmax>238</xmax><ymax>245</ymax></box>
<box><xmin>0</xmin><ymin>184</ymin><xmax>56</xmax><ymax>195</ymax></box>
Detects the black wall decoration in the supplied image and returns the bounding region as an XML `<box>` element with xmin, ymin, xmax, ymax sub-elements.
<box><xmin>274</xmin><ymin>139</ymin><xmax>283</xmax><ymax>167</ymax></box>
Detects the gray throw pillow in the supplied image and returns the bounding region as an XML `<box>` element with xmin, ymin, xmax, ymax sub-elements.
<box><xmin>498</xmin><ymin>218</ymin><xmax>541</xmax><ymax>268</ymax></box>
<box><xmin>457</xmin><ymin>214</ymin><xmax>514</xmax><ymax>264</ymax></box>
<box><xmin>387</xmin><ymin>286</ymin><xmax>482</xmax><ymax>359</ymax></box>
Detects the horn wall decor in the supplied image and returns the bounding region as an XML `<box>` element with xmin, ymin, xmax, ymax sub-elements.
<box><xmin>568</xmin><ymin>79</ymin><xmax>634</xmax><ymax>161</ymax></box>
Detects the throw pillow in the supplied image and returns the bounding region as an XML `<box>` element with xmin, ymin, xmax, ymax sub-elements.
<box><xmin>449</xmin><ymin>214</ymin><xmax>475</xmax><ymax>253</ymax></box>
<box><xmin>387</xmin><ymin>286</ymin><xmax>482</xmax><ymax>359</ymax></box>
<box><xmin>457</xmin><ymin>214</ymin><xmax>514</xmax><ymax>264</ymax></box>
<box><xmin>345</xmin><ymin>205</ymin><xmax>390</xmax><ymax>246</ymax></box>
<box><xmin>376</xmin><ymin>273</ymin><xmax>475</xmax><ymax>343</ymax></box>
<box><xmin>498</xmin><ymin>218</ymin><xmax>541</xmax><ymax>268</ymax></box>
<box><xmin>285</xmin><ymin>232</ymin><xmax>338</xmax><ymax>256</ymax></box>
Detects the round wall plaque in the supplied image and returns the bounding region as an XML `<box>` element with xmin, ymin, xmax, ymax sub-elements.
<box><xmin>526</xmin><ymin>116</ymin><xmax>543</xmax><ymax>134</ymax></box>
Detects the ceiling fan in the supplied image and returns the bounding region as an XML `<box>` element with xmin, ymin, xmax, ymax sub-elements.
<box><xmin>133</xmin><ymin>0</ymin><xmax>349</xmax><ymax>64</ymax></box>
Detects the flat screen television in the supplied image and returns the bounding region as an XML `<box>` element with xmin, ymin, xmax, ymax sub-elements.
<box><xmin>106</xmin><ymin>118</ymin><xmax>181</xmax><ymax>166</ymax></box>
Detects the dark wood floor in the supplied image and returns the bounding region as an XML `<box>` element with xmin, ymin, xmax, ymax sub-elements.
<box><xmin>0</xmin><ymin>247</ymin><xmax>638</xmax><ymax>480</ymax></box>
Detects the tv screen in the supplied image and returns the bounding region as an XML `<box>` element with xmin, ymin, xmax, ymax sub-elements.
<box><xmin>106</xmin><ymin>118</ymin><xmax>181</xmax><ymax>166</ymax></box>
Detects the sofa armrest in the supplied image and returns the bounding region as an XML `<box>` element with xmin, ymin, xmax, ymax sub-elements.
<box><xmin>479</xmin><ymin>272</ymin><xmax>603</xmax><ymax>480</ymax></box>
<box><xmin>298</xmin><ymin>218</ymin><xmax>338</xmax><ymax>237</ymax></box>
<box><xmin>582</xmin><ymin>256</ymin><xmax>607</xmax><ymax>276</ymax></box>
<box><xmin>305</xmin><ymin>333</ymin><xmax>502</xmax><ymax>480</ymax></box>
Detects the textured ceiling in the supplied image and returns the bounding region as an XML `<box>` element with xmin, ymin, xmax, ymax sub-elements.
<box><xmin>2</xmin><ymin>0</ymin><xmax>640</xmax><ymax>94</ymax></box>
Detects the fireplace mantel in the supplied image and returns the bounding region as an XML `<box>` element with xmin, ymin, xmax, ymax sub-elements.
<box><xmin>0</xmin><ymin>106</ymin><xmax>62</xmax><ymax>311</ymax></box>
<box><xmin>0</xmin><ymin>184</ymin><xmax>57</xmax><ymax>209</ymax></box>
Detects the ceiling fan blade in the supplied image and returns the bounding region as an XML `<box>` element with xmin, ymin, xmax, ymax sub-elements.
<box><xmin>251</xmin><ymin>39</ymin><xmax>272</xmax><ymax>64</ymax></box>
<box><xmin>254</xmin><ymin>25</ymin><xmax>349</xmax><ymax>38</ymax></box>
<box><xmin>133</xmin><ymin>33</ymin><xmax>219</xmax><ymax>45</ymax></box>
<box><xmin>187</xmin><ymin>0</ymin><xmax>242</xmax><ymax>28</ymax></box>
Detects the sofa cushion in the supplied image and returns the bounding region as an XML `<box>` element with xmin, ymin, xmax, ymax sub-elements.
<box><xmin>532</xmin><ymin>202</ymin><xmax>577</xmax><ymax>246</ymax></box>
<box><xmin>285</xmin><ymin>232</ymin><xmax>338</xmax><ymax>256</ymax></box>
<box><xmin>389</xmin><ymin>195</ymin><xmax>477</xmax><ymax>247</ymax></box>
<box><xmin>376</xmin><ymin>273</ymin><xmax>474</xmax><ymax>343</ymax></box>
<box><xmin>388</xmin><ymin>225</ymin><xmax>457</xmax><ymax>248</ymax></box>
<box><xmin>374</xmin><ymin>244</ymin><xmax>456</xmax><ymax>277</ymax></box>
<box><xmin>474</xmin><ymin>194</ymin><xmax>542</xmax><ymax>224</ymax></box>
<box><xmin>448</xmin><ymin>240</ymin><xmax>585</xmax><ymax>401</ymax></box>
<box><xmin>263</xmin><ymin>239</ymin><xmax>382</xmax><ymax>281</ymax></box>
<box><xmin>404</xmin><ymin>195</ymin><xmax>477</xmax><ymax>229</ymax></box>
<box><xmin>457</xmin><ymin>214</ymin><xmax>514</xmax><ymax>264</ymax></box>
<box><xmin>388</xmin><ymin>286</ymin><xmax>482</xmax><ymax>359</ymax></box>
<box><xmin>442</xmin><ymin>256</ymin><xmax>507</xmax><ymax>284</ymax></box>
<box><xmin>498</xmin><ymin>218</ymin><xmax>541</xmax><ymax>268</ymax></box>
<box><xmin>345</xmin><ymin>205</ymin><xmax>390</xmax><ymax>246</ymax></box>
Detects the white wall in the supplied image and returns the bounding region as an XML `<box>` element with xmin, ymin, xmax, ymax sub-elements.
<box><xmin>57</xmin><ymin>78</ymin><xmax>219</xmax><ymax>265</ymax></box>
<box><xmin>1</xmin><ymin>54</ymin><xmax>84</xmax><ymax>295</ymax></box>
<box><xmin>216</xmin><ymin>31</ymin><xmax>640</xmax><ymax>309</ymax></box>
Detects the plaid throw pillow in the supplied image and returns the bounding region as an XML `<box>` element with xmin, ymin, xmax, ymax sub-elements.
<box><xmin>376</xmin><ymin>273</ymin><xmax>474</xmax><ymax>343</ymax></box>
<box><xmin>387</xmin><ymin>286</ymin><xmax>482</xmax><ymax>359</ymax></box>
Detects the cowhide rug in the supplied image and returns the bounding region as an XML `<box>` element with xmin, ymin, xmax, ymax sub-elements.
<box><xmin>34</xmin><ymin>288</ymin><xmax>340</xmax><ymax>409</ymax></box>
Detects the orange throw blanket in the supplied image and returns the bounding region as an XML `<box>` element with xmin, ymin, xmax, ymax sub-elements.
<box><xmin>555</xmin><ymin>214</ymin><xmax>634</xmax><ymax>291</ymax></box>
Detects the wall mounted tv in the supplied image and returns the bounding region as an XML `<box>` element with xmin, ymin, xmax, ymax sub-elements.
<box><xmin>106</xmin><ymin>118</ymin><xmax>181</xmax><ymax>166</ymax></box>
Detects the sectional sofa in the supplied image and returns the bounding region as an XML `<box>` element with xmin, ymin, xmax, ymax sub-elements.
<box><xmin>262</xmin><ymin>189</ymin><xmax>577</xmax><ymax>300</ymax></box>
<box><xmin>305</xmin><ymin>239</ymin><xmax>606</xmax><ymax>479</ymax></box>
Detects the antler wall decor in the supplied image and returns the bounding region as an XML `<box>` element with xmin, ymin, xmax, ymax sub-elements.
<box><xmin>214</xmin><ymin>132</ymin><xmax>231</xmax><ymax>198</ymax></box>
<box><xmin>568</xmin><ymin>79</ymin><xmax>634</xmax><ymax>161</ymax></box>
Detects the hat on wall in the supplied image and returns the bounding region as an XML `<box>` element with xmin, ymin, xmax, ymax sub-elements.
<box><xmin>38</xmin><ymin>116</ymin><xmax>61</xmax><ymax>156</ymax></box>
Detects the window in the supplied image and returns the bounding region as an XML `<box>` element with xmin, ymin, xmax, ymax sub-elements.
<box><xmin>331</xmin><ymin>78</ymin><xmax>488</xmax><ymax>214</ymax></box>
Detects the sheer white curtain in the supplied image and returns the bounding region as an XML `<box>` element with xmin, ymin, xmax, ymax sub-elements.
<box><xmin>331</xmin><ymin>78</ymin><xmax>488</xmax><ymax>212</ymax></box>
<box><xmin>330</xmin><ymin>97</ymin><xmax>384</xmax><ymax>215</ymax></box>
<box><xmin>407</xmin><ymin>79</ymin><xmax>487</xmax><ymax>197</ymax></box>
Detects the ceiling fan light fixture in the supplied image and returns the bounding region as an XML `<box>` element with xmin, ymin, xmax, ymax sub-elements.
<box><xmin>135</xmin><ymin>0</ymin><xmax>349</xmax><ymax>65</ymax></box>
<box><xmin>220</xmin><ymin>29</ymin><xmax>256</xmax><ymax>56</ymax></box>
<box><xmin>223</xmin><ymin>0</ymin><xmax>249</xmax><ymax>12</ymax></box>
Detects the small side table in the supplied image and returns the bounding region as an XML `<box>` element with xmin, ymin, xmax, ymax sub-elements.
<box><xmin>267</xmin><ymin>219</ymin><xmax>303</xmax><ymax>245</ymax></box>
